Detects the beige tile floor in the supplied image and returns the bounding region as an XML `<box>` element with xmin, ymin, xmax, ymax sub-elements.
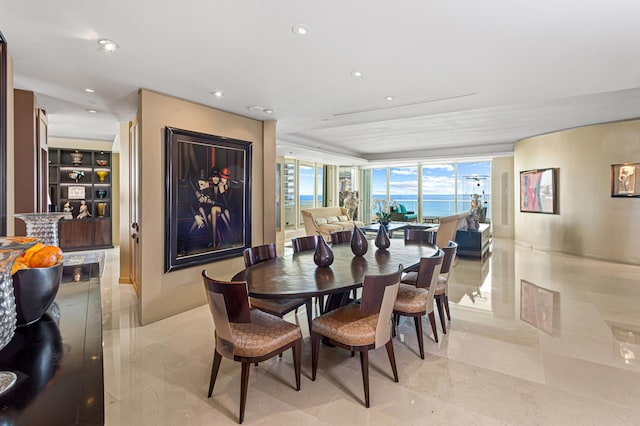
<box><xmin>101</xmin><ymin>238</ymin><xmax>640</xmax><ymax>425</ymax></box>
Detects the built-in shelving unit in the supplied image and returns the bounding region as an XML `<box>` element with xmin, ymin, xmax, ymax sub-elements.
<box><xmin>48</xmin><ymin>149</ymin><xmax>113</xmax><ymax>251</ymax></box>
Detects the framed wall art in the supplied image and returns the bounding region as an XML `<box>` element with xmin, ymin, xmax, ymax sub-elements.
<box><xmin>611</xmin><ymin>163</ymin><xmax>640</xmax><ymax>197</ymax></box>
<box><xmin>165</xmin><ymin>127</ymin><xmax>252</xmax><ymax>272</ymax></box>
<box><xmin>519</xmin><ymin>168</ymin><xmax>558</xmax><ymax>214</ymax></box>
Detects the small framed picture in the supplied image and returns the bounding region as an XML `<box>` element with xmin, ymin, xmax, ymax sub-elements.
<box><xmin>68</xmin><ymin>186</ymin><xmax>86</xmax><ymax>200</ymax></box>
<box><xmin>611</xmin><ymin>163</ymin><xmax>640</xmax><ymax>197</ymax></box>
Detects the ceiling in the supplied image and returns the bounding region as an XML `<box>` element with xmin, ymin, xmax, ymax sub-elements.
<box><xmin>2</xmin><ymin>1</ymin><xmax>640</xmax><ymax>165</ymax></box>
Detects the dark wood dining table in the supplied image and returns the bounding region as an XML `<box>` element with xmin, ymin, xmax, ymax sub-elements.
<box><xmin>243</xmin><ymin>239</ymin><xmax>438</xmax><ymax>303</ymax></box>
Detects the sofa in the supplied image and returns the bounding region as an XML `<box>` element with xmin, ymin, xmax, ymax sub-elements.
<box><xmin>390</xmin><ymin>204</ymin><xmax>418</xmax><ymax>222</ymax></box>
<box><xmin>301</xmin><ymin>207</ymin><xmax>365</xmax><ymax>240</ymax></box>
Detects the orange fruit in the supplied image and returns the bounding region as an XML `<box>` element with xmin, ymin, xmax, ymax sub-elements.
<box><xmin>29</xmin><ymin>250</ymin><xmax>58</xmax><ymax>268</ymax></box>
<box><xmin>22</xmin><ymin>242</ymin><xmax>45</xmax><ymax>264</ymax></box>
<box><xmin>38</xmin><ymin>245</ymin><xmax>63</xmax><ymax>263</ymax></box>
<box><xmin>12</xmin><ymin>261</ymin><xmax>29</xmax><ymax>275</ymax></box>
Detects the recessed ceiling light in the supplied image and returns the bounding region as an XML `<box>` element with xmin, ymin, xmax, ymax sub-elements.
<box><xmin>97</xmin><ymin>39</ymin><xmax>119</xmax><ymax>52</ymax></box>
<box><xmin>248</xmin><ymin>106</ymin><xmax>264</xmax><ymax>112</ymax></box>
<box><xmin>263</xmin><ymin>109</ymin><xmax>273</xmax><ymax>114</ymax></box>
<box><xmin>86</xmin><ymin>109</ymin><xmax>97</xmax><ymax>114</ymax></box>
<box><xmin>291</xmin><ymin>24</ymin><xmax>310</xmax><ymax>35</ymax></box>
<box><xmin>384</xmin><ymin>96</ymin><xmax>394</xmax><ymax>101</ymax></box>
<box><xmin>84</xmin><ymin>88</ymin><xmax>95</xmax><ymax>93</ymax></box>
<box><xmin>351</xmin><ymin>70</ymin><xmax>364</xmax><ymax>77</ymax></box>
<box><xmin>211</xmin><ymin>90</ymin><xmax>224</xmax><ymax>98</ymax></box>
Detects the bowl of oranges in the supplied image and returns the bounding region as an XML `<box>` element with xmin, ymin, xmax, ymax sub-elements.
<box><xmin>11</xmin><ymin>242</ymin><xmax>64</xmax><ymax>326</ymax></box>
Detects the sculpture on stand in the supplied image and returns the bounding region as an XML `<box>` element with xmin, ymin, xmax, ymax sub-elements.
<box><xmin>77</xmin><ymin>201</ymin><xmax>91</xmax><ymax>219</ymax></box>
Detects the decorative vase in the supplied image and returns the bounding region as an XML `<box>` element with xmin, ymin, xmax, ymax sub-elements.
<box><xmin>97</xmin><ymin>202</ymin><xmax>107</xmax><ymax>217</ymax></box>
<box><xmin>96</xmin><ymin>171</ymin><xmax>108</xmax><ymax>183</ymax></box>
<box><xmin>313</xmin><ymin>235</ymin><xmax>334</xmax><ymax>267</ymax></box>
<box><xmin>95</xmin><ymin>189</ymin><xmax>107</xmax><ymax>199</ymax></box>
<box><xmin>375</xmin><ymin>224</ymin><xmax>391</xmax><ymax>249</ymax></box>
<box><xmin>96</xmin><ymin>159</ymin><xmax>108</xmax><ymax>166</ymax></box>
<box><xmin>70</xmin><ymin>151</ymin><xmax>84</xmax><ymax>166</ymax></box>
<box><xmin>350</xmin><ymin>225</ymin><xmax>368</xmax><ymax>256</ymax></box>
<box><xmin>0</xmin><ymin>236</ymin><xmax>38</xmax><ymax>396</ymax></box>
<box><xmin>13</xmin><ymin>212</ymin><xmax>70</xmax><ymax>247</ymax></box>
<box><xmin>12</xmin><ymin>263</ymin><xmax>63</xmax><ymax>326</ymax></box>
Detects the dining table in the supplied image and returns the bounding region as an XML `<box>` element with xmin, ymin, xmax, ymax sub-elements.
<box><xmin>243</xmin><ymin>239</ymin><xmax>438</xmax><ymax>310</ymax></box>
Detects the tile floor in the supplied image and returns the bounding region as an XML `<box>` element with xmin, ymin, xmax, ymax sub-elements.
<box><xmin>101</xmin><ymin>238</ymin><xmax>640</xmax><ymax>425</ymax></box>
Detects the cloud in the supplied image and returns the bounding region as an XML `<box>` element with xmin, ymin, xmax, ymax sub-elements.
<box><xmin>422</xmin><ymin>164</ymin><xmax>455</xmax><ymax>171</ymax></box>
<box><xmin>390</xmin><ymin>167</ymin><xmax>417</xmax><ymax>176</ymax></box>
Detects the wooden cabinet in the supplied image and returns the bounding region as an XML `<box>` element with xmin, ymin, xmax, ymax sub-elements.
<box><xmin>49</xmin><ymin>149</ymin><xmax>113</xmax><ymax>251</ymax></box>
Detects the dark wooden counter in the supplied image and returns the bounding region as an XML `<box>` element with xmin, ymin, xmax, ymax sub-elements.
<box><xmin>0</xmin><ymin>262</ymin><xmax>104</xmax><ymax>425</ymax></box>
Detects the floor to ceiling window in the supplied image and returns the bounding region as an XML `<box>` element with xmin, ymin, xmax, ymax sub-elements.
<box><xmin>279</xmin><ymin>159</ymin><xmax>328</xmax><ymax>231</ymax></box>
<box><xmin>389</xmin><ymin>166</ymin><xmax>418</xmax><ymax>214</ymax></box>
<box><xmin>457</xmin><ymin>162</ymin><xmax>491</xmax><ymax>222</ymax></box>
<box><xmin>298</xmin><ymin>163</ymin><xmax>315</xmax><ymax>227</ymax></box>
<box><xmin>422</xmin><ymin>163</ymin><xmax>457</xmax><ymax>218</ymax></box>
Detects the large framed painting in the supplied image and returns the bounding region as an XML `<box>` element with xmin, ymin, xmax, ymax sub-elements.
<box><xmin>611</xmin><ymin>163</ymin><xmax>640</xmax><ymax>197</ymax></box>
<box><xmin>165</xmin><ymin>127</ymin><xmax>252</xmax><ymax>272</ymax></box>
<box><xmin>519</xmin><ymin>168</ymin><xmax>557</xmax><ymax>214</ymax></box>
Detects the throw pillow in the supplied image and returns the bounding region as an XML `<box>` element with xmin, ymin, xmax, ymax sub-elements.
<box><xmin>338</xmin><ymin>215</ymin><xmax>349</xmax><ymax>222</ymax></box>
<box><xmin>326</xmin><ymin>216</ymin><xmax>339</xmax><ymax>224</ymax></box>
<box><xmin>315</xmin><ymin>218</ymin><xmax>328</xmax><ymax>225</ymax></box>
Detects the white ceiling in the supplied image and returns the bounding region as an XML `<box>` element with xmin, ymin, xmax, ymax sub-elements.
<box><xmin>2</xmin><ymin>0</ymin><xmax>640</xmax><ymax>165</ymax></box>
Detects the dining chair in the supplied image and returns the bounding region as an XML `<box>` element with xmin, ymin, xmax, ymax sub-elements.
<box><xmin>291</xmin><ymin>235</ymin><xmax>327</xmax><ymax>313</ymax></box>
<box><xmin>403</xmin><ymin>228</ymin><xmax>435</xmax><ymax>244</ymax></box>
<box><xmin>393</xmin><ymin>250</ymin><xmax>444</xmax><ymax>358</ymax></box>
<box><xmin>330</xmin><ymin>230</ymin><xmax>353</xmax><ymax>244</ymax></box>
<box><xmin>311</xmin><ymin>265</ymin><xmax>403</xmax><ymax>408</ymax></box>
<box><xmin>291</xmin><ymin>235</ymin><xmax>318</xmax><ymax>253</ymax></box>
<box><xmin>434</xmin><ymin>241</ymin><xmax>458</xmax><ymax>334</ymax></box>
<box><xmin>202</xmin><ymin>271</ymin><xmax>302</xmax><ymax>424</ymax></box>
<box><xmin>243</xmin><ymin>244</ymin><xmax>313</xmax><ymax>333</ymax></box>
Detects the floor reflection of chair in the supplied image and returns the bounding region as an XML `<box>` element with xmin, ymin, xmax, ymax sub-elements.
<box><xmin>434</xmin><ymin>241</ymin><xmax>458</xmax><ymax>334</ymax></box>
<box><xmin>311</xmin><ymin>266</ymin><xmax>403</xmax><ymax>408</ymax></box>
<box><xmin>393</xmin><ymin>251</ymin><xmax>444</xmax><ymax>358</ymax></box>
<box><xmin>243</xmin><ymin>244</ymin><xmax>313</xmax><ymax>333</ymax></box>
<box><xmin>202</xmin><ymin>271</ymin><xmax>302</xmax><ymax>424</ymax></box>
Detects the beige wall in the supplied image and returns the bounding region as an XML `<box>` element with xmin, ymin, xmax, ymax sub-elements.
<box><xmin>514</xmin><ymin>119</ymin><xmax>640</xmax><ymax>264</ymax></box>
<box><xmin>118</xmin><ymin>121</ymin><xmax>131</xmax><ymax>284</ymax></box>
<box><xmin>138</xmin><ymin>89</ymin><xmax>274</xmax><ymax>324</ymax></box>
<box><xmin>491</xmin><ymin>156</ymin><xmax>515</xmax><ymax>239</ymax></box>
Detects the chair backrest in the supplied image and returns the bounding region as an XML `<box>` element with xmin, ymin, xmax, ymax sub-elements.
<box><xmin>330</xmin><ymin>230</ymin><xmax>353</xmax><ymax>244</ymax></box>
<box><xmin>440</xmin><ymin>241</ymin><xmax>458</xmax><ymax>276</ymax></box>
<box><xmin>420</xmin><ymin>250</ymin><xmax>444</xmax><ymax>315</ymax></box>
<box><xmin>202</xmin><ymin>271</ymin><xmax>251</xmax><ymax>346</ymax></box>
<box><xmin>414</xmin><ymin>250</ymin><xmax>444</xmax><ymax>289</ymax></box>
<box><xmin>434</xmin><ymin>213</ymin><xmax>466</xmax><ymax>249</ymax></box>
<box><xmin>291</xmin><ymin>235</ymin><xmax>318</xmax><ymax>253</ymax></box>
<box><xmin>360</xmin><ymin>265</ymin><xmax>403</xmax><ymax>348</ymax></box>
<box><xmin>243</xmin><ymin>243</ymin><xmax>277</xmax><ymax>267</ymax></box>
<box><xmin>404</xmin><ymin>228</ymin><xmax>434</xmax><ymax>244</ymax></box>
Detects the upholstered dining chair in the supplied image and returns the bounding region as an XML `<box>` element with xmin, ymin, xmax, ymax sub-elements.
<box><xmin>291</xmin><ymin>235</ymin><xmax>318</xmax><ymax>253</ymax></box>
<box><xmin>202</xmin><ymin>271</ymin><xmax>302</xmax><ymax>424</ymax></box>
<box><xmin>291</xmin><ymin>235</ymin><xmax>328</xmax><ymax>314</ymax></box>
<box><xmin>243</xmin><ymin>244</ymin><xmax>313</xmax><ymax>333</ymax></box>
<box><xmin>393</xmin><ymin>251</ymin><xmax>444</xmax><ymax>358</ymax></box>
<box><xmin>311</xmin><ymin>265</ymin><xmax>403</xmax><ymax>408</ymax></box>
<box><xmin>404</xmin><ymin>228</ymin><xmax>435</xmax><ymax>244</ymax></box>
<box><xmin>330</xmin><ymin>230</ymin><xmax>353</xmax><ymax>244</ymax></box>
<box><xmin>434</xmin><ymin>241</ymin><xmax>458</xmax><ymax>334</ymax></box>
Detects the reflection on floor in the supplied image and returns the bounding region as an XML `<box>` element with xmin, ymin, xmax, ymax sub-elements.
<box><xmin>101</xmin><ymin>238</ymin><xmax>640</xmax><ymax>425</ymax></box>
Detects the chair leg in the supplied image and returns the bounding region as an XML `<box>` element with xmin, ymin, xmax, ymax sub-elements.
<box><xmin>359</xmin><ymin>350</ymin><xmax>370</xmax><ymax>408</ymax></box>
<box><xmin>414</xmin><ymin>316</ymin><xmax>424</xmax><ymax>359</ymax></box>
<box><xmin>208</xmin><ymin>349</ymin><xmax>222</xmax><ymax>397</ymax></box>
<box><xmin>385</xmin><ymin>340</ymin><xmax>399</xmax><ymax>383</ymax></box>
<box><xmin>311</xmin><ymin>332</ymin><xmax>320</xmax><ymax>381</ymax></box>
<box><xmin>444</xmin><ymin>295</ymin><xmax>451</xmax><ymax>320</ymax></box>
<box><xmin>428</xmin><ymin>311</ymin><xmax>439</xmax><ymax>343</ymax></box>
<box><xmin>435</xmin><ymin>296</ymin><xmax>447</xmax><ymax>334</ymax></box>
<box><xmin>239</xmin><ymin>362</ymin><xmax>250</xmax><ymax>424</ymax></box>
<box><xmin>305</xmin><ymin>299</ymin><xmax>313</xmax><ymax>334</ymax></box>
<box><xmin>292</xmin><ymin>339</ymin><xmax>301</xmax><ymax>391</ymax></box>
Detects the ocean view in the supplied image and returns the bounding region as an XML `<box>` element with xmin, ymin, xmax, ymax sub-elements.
<box><xmin>296</xmin><ymin>194</ymin><xmax>491</xmax><ymax>218</ymax></box>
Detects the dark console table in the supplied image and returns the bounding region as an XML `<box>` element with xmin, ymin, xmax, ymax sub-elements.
<box><xmin>455</xmin><ymin>223</ymin><xmax>491</xmax><ymax>260</ymax></box>
<box><xmin>0</xmin><ymin>262</ymin><xmax>104</xmax><ymax>425</ymax></box>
